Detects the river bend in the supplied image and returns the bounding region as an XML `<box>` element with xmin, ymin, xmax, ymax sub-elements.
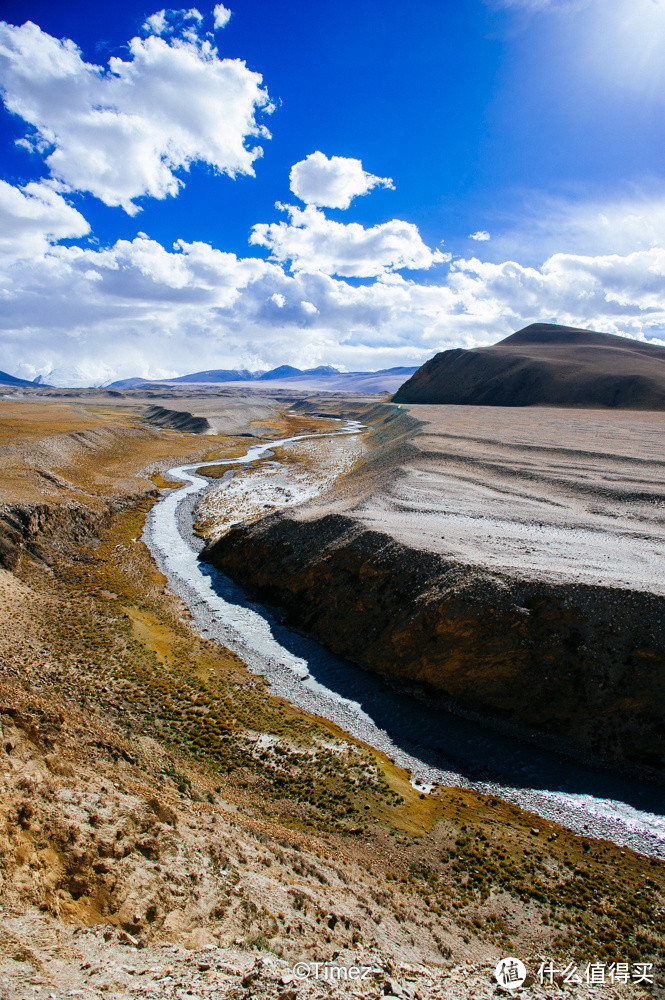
<box><xmin>144</xmin><ymin>423</ymin><xmax>665</xmax><ymax>859</ymax></box>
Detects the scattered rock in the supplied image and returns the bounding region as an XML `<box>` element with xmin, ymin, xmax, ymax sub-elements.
<box><xmin>147</xmin><ymin>797</ymin><xmax>177</xmax><ymax>826</ymax></box>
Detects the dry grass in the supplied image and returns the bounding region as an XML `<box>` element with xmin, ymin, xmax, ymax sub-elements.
<box><xmin>0</xmin><ymin>395</ymin><xmax>663</xmax><ymax>978</ymax></box>
<box><xmin>0</xmin><ymin>400</ymin><xmax>212</xmax><ymax>506</ymax></box>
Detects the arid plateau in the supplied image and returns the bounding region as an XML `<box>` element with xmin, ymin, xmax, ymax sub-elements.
<box><xmin>0</xmin><ymin>385</ymin><xmax>663</xmax><ymax>999</ymax></box>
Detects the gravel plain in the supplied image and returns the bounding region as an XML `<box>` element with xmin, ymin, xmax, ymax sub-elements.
<box><xmin>356</xmin><ymin>405</ymin><xmax>665</xmax><ymax>594</ymax></box>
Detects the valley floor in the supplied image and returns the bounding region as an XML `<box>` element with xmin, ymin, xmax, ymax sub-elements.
<box><xmin>0</xmin><ymin>389</ymin><xmax>663</xmax><ymax>997</ymax></box>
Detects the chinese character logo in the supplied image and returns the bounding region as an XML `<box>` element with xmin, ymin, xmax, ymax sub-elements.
<box><xmin>495</xmin><ymin>957</ymin><xmax>527</xmax><ymax>990</ymax></box>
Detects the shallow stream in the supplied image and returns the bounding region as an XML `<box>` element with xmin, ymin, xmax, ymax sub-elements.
<box><xmin>144</xmin><ymin>422</ymin><xmax>665</xmax><ymax>858</ymax></box>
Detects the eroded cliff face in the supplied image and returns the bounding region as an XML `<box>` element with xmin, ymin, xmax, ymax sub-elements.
<box><xmin>0</xmin><ymin>497</ymin><xmax>141</xmax><ymax>571</ymax></box>
<box><xmin>203</xmin><ymin>512</ymin><xmax>665</xmax><ymax>775</ymax></box>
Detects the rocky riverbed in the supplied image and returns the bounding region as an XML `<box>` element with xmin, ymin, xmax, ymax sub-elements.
<box><xmin>145</xmin><ymin>407</ymin><xmax>665</xmax><ymax>859</ymax></box>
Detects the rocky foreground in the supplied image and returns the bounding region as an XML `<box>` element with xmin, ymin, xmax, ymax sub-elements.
<box><xmin>1</xmin><ymin>913</ymin><xmax>654</xmax><ymax>1000</ymax></box>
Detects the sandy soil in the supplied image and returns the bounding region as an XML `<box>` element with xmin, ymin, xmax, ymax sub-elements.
<box><xmin>337</xmin><ymin>405</ymin><xmax>665</xmax><ymax>594</ymax></box>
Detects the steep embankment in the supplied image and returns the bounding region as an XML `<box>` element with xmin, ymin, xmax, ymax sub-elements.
<box><xmin>0</xmin><ymin>500</ymin><xmax>123</xmax><ymax>571</ymax></box>
<box><xmin>143</xmin><ymin>404</ymin><xmax>210</xmax><ymax>434</ymax></box>
<box><xmin>203</xmin><ymin>513</ymin><xmax>665</xmax><ymax>774</ymax></box>
<box><xmin>202</xmin><ymin>403</ymin><xmax>665</xmax><ymax>777</ymax></box>
<box><xmin>394</xmin><ymin>323</ymin><xmax>665</xmax><ymax>408</ymax></box>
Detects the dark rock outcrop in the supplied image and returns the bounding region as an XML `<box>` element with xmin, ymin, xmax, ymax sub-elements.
<box><xmin>203</xmin><ymin>512</ymin><xmax>665</xmax><ymax>775</ymax></box>
<box><xmin>394</xmin><ymin>323</ymin><xmax>665</xmax><ymax>409</ymax></box>
<box><xmin>143</xmin><ymin>405</ymin><xmax>210</xmax><ymax>435</ymax></box>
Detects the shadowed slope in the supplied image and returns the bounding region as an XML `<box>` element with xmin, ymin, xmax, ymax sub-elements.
<box><xmin>0</xmin><ymin>369</ymin><xmax>42</xmax><ymax>387</ymax></box>
<box><xmin>394</xmin><ymin>323</ymin><xmax>665</xmax><ymax>408</ymax></box>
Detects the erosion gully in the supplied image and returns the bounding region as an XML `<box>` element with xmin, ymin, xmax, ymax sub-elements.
<box><xmin>144</xmin><ymin>421</ymin><xmax>665</xmax><ymax>859</ymax></box>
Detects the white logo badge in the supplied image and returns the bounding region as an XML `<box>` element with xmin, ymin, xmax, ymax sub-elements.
<box><xmin>495</xmin><ymin>957</ymin><xmax>527</xmax><ymax>990</ymax></box>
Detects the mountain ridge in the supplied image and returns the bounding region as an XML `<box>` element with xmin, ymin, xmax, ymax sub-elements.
<box><xmin>109</xmin><ymin>364</ymin><xmax>345</xmax><ymax>387</ymax></box>
<box><xmin>0</xmin><ymin>369</ymin><xmax>47</xmax><ymax>388</ymax></box>
<box><xmin>109</xmin><ymin>365</ymin><xmax>419</xmax><ymax>394</ymax></box>
<box><xmin>393</xmin><ymin>323</ymin><xmax>665</xmax><ymax>409</ymax></box>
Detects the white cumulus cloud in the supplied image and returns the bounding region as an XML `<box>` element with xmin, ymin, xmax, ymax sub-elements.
<box><xmin>213</xmin><ymin>5</ymin><xmax>232</xmax><ymax>29</ymax></box>
<box><xmin>469</xmin><ymin>230</ymin><xmax>491</xmax><ymax>241</ymax></box>
<box><xmin>0</xmin><ymin>19</ymin><xmax>272</xmax><ymax>214</ymax></box>
<box><xmin>250</xmin><ymin>203</ymin><xmax>446</xmax><ymax>277</ymax></box>
<box><xmin>289</xmin><ymin>151</ymin><xmax>394</xmax><ymax>210</ymax></box>
<box><xmin>0</xmin><ymin>179</ymin><xmax>89</xmax><ymax>258</ymax></box>
<box><xmin>1</xmin><ymin>228</ymin><xmax>664</xmax><ymax>383</ymax></box>
<box><xmin>143</xmin><ymin>10</ymin><xmax>169</xmax><ymax>34</ymax></box>
<box><xmin>143</xmin><ymin>9</ymin><xmax>204</xmax><ymax>35</ymax></box>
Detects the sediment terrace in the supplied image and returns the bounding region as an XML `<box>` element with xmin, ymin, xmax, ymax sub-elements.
<box><xmin>203</xmin><ymin>403</ymin><xmax>665</xmax><ymax>776</ymax></box>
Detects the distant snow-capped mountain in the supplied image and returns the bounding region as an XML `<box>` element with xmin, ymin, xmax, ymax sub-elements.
<box><xmin>22</xmin><ymin>362</ymin><xmax>416</xmax><ymax>393</ymax></box>
<box><xmin>33</xmin><ymin>367</ymin><xmax>102</xmax><ymax>388</ymax></box>
<box><xmin>108</xmin><ymin>365</ymin><xmax>342</xmax><ymax>387</ymax></box>
<box><xmin>257</xmin><ymin>365</ymin><xmax>339</xmax><ymax>380</ymax></box>
<box><xmin>108</xmin><ymin>364</ymin><xmax>417</xmax><ymax>393</ymax></box>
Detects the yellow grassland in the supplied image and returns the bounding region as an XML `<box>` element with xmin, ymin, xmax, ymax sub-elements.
<box><xmin>0</xmin><ymin>396</ymin><xmax>662</xmax><ymax>972</ymax></box>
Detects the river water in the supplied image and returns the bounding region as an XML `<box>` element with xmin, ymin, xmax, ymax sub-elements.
<box><xmin>144</xmin><ymin>423</ymin><xmax>665</xmax><ymax>858</ymax></box>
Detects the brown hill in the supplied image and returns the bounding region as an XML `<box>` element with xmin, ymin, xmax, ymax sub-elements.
<box><xmin>393</xmin><ymin>323</ymin><xmax>665</xmax><ymax>408</ymax></box>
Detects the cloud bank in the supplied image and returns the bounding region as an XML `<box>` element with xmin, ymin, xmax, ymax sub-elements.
<box><xmin>2</xmin><ymin>191</ymin><xmax>664</xmax><ymax>384</ymax></box>
<box><xmin>0</xmin><ymin>19</ymin><xmax>271</xmax><ymax>214</ymax></box>
<box><xmin>250</xmin><ymin>203</ymin><xmax>447</xmax><ymax>278</ymax></box>
<box><xmin>0</xmin><ymin>15</ymin><xmax>663</xmax><ymax>384</ymax></box>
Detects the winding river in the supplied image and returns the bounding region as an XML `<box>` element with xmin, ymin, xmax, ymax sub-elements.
<box><xmin>144</xmin><ymin>422</ymin><xmax>665</xmax><ymax>859</ymax></box>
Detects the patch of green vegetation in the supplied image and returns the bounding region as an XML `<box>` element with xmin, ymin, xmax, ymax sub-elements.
<box><xmin>430</xmin><ymin>829</ymin><xmax>665</xmax><ymax>965</ymax></box>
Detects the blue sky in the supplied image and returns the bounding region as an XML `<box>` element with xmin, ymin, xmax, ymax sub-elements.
<box><xmin>0</xmin><ymin>0</ymin><xmax>664</xmax><ymax>382</ymax></box>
